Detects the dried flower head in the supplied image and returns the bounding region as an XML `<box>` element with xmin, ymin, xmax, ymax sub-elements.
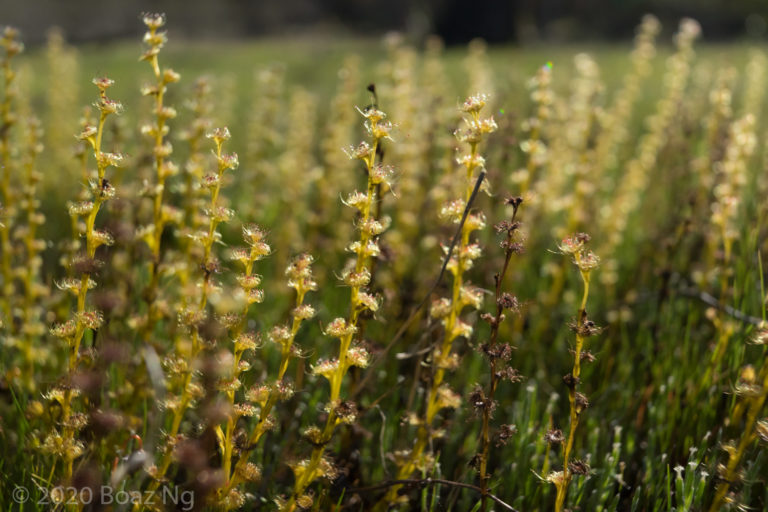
<box><xmin>568</xmin><ymin>459</ymin><xmax>591</xmax><ymax>476</ymax></box>
<box><xmin>331</xmin><ymin>399</ymin><xmax>359</xmax><ymax>424</ymax></box>
<box><xmin>496</xmin><ymin>424</ymin><xmax>517</xmax><ymax>446</ymax></box>
<box><xmin>498</xmin><ymin>292</ymin><xmax>519</xmax><ymax>311</ymax></box>
<box><xmin>545</xmin><ymin>428</ymin><xmax>565</xmax><ymax>445</ymax></box>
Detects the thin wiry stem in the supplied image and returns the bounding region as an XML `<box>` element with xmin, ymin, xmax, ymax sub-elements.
<box><xmin>353</xmin><ymin>169</ymin><xmax>487</xmax><ymax>399</ymax></box>
<box><xmin>351</xmin><ymin>478</ymin><xmax>518</xmax><ymax>512</ymax></box>
<box><xmin>479</xmin><ymin>200</ymin><xmax>521</xmax><ymax>512</ymax></box>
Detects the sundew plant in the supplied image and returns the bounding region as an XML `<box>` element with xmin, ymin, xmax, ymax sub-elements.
<box><xmin>1</xmin><ymin>12</ymin><xmax>768</xmax><ymax>512</ymax></box>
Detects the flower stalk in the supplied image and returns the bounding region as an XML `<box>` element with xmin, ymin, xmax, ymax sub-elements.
<box><xmin>215</xmin><ymin>224</ymin><xmax>271</xmax><ymax>508</ymax></box>
<box><xmin>475</xmin><ymin>197</ymin><xmax>524</xmax><ymax>512</ymax></box>
<box><xmin>0</xmin><ymin>27</ymin><xmax>23</xmax><ymax>328</ymax></box>
<box><xmin>137</xmin><ymin>13</ymin><xmax>181</xmax><ymax>340</ymax></box>
<box><xmin>218</xmin><ymin>253</ymin><xmax>317</xmax><ymax>507</ymax></box>
<box><xmin>709</xmin><ymin>334</ymin><xmax>768</xmax><ymax>511</ymax></box>
<box><xmin>46</xmin><ymin>76</ymin><xmax>123</xmax><ymax>483</ymax></box>
<box><xmin>143</xmin><ymin>127</ymin><xmax>237</xmax><ymax>499</ymax></box>
<box><xmin>18</xmin><ymin>115</ymin><xmax>46</xmax><ymax>390</ymax></box>
<box><xmin>380</xmin><ymin>94</ymin><xmax>496</xmax><ymax>509</ymax></box>
<box><xmin>283</xmin><ymin>102</ymin><xmax>394</xmax><ymax>512</ymax></box>
<box><xmin>551</xmin><ymin>233</ymin><xmax>600</xmax><ymax>512</ymax></box>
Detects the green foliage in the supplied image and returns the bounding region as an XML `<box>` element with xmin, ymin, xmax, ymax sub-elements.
<box><xmin>1</xmin><ymin>14</ymin><xmax>768</xmax><ymax>512</ymax></box>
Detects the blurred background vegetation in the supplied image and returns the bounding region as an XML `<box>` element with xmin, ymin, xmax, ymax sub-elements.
<box><xmin>4</xmin><ymin>0</ymin><xmax>768</xmax><ymax>46</ymax></box>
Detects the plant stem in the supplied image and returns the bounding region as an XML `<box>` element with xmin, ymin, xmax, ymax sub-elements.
<box><xmin>479</xmin><ymin>209</ymin><xmax>518</xmax><ymax>512</ymax></box>
<box><xmin>555</xmin><ymin>258</ymin><xmax>590</xmax><ymax>512</ymax></box>
<box><xmin>709</xmin><ymin>360</ymin><xmax>768</xmax><ymax>511</ymax></box>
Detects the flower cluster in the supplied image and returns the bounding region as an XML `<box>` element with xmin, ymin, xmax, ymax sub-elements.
<box><xmin>42</xmin><ymin>78</ymin><xmax>123</xmax><ymax>483</ymax></box>
<box><xmin>284</xmin><ymin>102</ymin><xmax>396</xmax><ymax>511</ymax></box>
<box><xmin>381</xmin><ymin>94</ymin><xmax>496</xmax><ymax>508</ymax></box>
<box><xmin>146</xmin><ymin>127</ymin><xmax>240</xmax><ymax>495</ymax></box>
<box><xmin>137</xmin><ymin>12</ymin><xmax>182</xmax><ymax>340</ymax></box>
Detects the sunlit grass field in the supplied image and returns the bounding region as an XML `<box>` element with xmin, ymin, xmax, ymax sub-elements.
<box><xmin>1</xmin><ymin>16</ymin><xmax>768</xmax><ymax>511</ymax></box>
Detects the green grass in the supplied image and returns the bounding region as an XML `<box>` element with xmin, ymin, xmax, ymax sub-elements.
<box><xmin>1</xmin><ymin>25</ymin><xmax>768</xmax><ymax>511</ymax></box>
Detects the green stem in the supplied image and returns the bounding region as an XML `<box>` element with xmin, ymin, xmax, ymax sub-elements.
<box><xmin>555</xmin><ymin>262</ymin><xmax>590</xmax><ymax>512</ymax></box>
